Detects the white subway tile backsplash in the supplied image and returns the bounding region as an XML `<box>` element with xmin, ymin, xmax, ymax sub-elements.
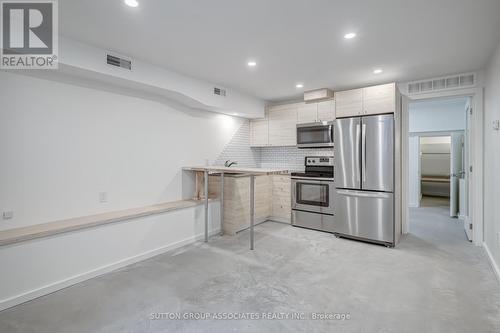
<box><xmin>258</xmin><ymin>146</ymin><xmax>333</xmax><ymax>171</ymax></box>
<box><xmin>214</xmin><ymin>119</ymin><xmax>333</xmax><ymax>171</ymax></box>
<box><xmin>214</xmin><ymin>120</ymin><xmax>261</xmax><ymax>167</ymax></box>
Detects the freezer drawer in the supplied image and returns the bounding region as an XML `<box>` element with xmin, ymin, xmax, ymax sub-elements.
<box><xmin>292</xmin><ymin>210</ymin><xmax>336</xmax><ymax>233</ymax></box>
<box><xmin>334</xmin><ymin>189</ymin><xmax>394</xmax><ymax>244</ymax></box>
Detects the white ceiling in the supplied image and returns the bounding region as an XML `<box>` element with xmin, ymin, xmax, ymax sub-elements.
<box><xmin>60</xmin><ymin>0</ymin><xmax>500</xmax><ymax>102</ymax></box>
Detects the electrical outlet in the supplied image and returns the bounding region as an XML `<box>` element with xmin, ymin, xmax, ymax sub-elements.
<box><xmin>99</xmin><ymin>192</ymin><xmax>108</xmax><ymax>203</ymax></box>
<box><xmin>2</xmin><ymin>211</ymin><xmax>14</xmax><ymax>220</ymax></box>
<box><xmin>493</xmin><ymin>120</ymin><xmax>500</xmax><ymax>131</ymax></box>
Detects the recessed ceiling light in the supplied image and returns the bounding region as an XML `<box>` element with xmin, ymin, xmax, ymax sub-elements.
<box><xmin>247</xmin><ymin>61</ymin><xmax>257</xmax><ymax>67</ymax></box>
<box><xmin>344</xmin><ymin>32</ymin><xmax>356</xmax><ymax>39</ymax></box>
<box><xmin>373</xmin><ymin>69</ymin><xmax>383</xmax><ymax>74</ymax></box>
<box><xmin>296</xmin><ymin>83</ymin><xmax>304</xmax><ymax>88</ymax></box>
<box><xmin>124</xmin><ymin>0</ymin><xmax>139</xmax><ymax>7</ymax></box>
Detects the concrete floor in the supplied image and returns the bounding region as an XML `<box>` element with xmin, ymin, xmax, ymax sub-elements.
<box><xmin>1</xmin><ymin>201</ymin><xmax>500</xmax><ymax>332</ymax></box>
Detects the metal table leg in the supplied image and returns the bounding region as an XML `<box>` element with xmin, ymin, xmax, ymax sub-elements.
<box><xmin>220</xmin><ymin>172</ymin><xmax>224</xmax><ymax>236</ymax></box>
<box><xmin>250</xmin><ymin>174</ymin><xmax>255</xmax><ymax>250</ymax></box>
<box><xmin>204</xmin><ymin>170</ymin><xmax>209</xmax><ymax>242</ymax></box>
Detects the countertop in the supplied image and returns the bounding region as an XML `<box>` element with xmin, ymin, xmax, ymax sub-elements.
<box><xmin>182</xmin><ymin>166</ymin><xmax>289</xmax><ymax>175</ymax></box>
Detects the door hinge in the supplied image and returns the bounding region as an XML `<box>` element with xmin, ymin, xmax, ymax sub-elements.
<box><xmin>469</xmin><ymin>223</ymin><xmax>473</xmax><ymax>230</ymax></box>
<box><xmin>469</xmin><ymin>166</ymin><xmax>473</xmax><ymax>173</ymax></box>
<box><xmin>469</xmin><ymin>107</ymin><xmax>473</xmax><ymax>115</ymax></box>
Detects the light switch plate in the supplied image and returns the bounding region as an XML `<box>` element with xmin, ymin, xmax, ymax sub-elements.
<box><xmin>99</xmin><ymin>192</ymin><xmax>108</xmax><ymax>203</ymax></box>
<box><xmin>493</xmin><ymin>120</ymin><xmax>500</xmax><ymax>131</ymax></box>
<box><xmin>2</xmin><ymin>211</ymin><xmax>13</xmax><ymax>220</ymax></box>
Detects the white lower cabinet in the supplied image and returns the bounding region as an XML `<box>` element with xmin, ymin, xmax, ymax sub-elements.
<box><xmin>209</xmin><ymin>174</ymin><xmax>292</xmax><ymax>234</ymax></box>
<box><xmin>271</xmin><ymin>175</ymin><xmax>291</xmax><ymax>222</ymax></box>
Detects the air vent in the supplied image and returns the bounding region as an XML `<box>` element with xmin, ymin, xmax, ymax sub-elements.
<box><xmin>407</xmin><ymin>73</ymin><xmax>475</xmax><ymax>95</ymax></box>
<box><xmin>106</xmin><ymin>54</ymin><xmax>132</xmax><ymax>70</ymax></box>
<box><xmin>213</xmin><ymin>87</ymin><xmax>226</xmax><ymax>97</ymax></box>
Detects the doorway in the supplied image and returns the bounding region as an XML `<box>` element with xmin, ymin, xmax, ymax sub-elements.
<box><xmin>406</xmin><ymin>97</ymin><xmax>471</xmax><ymax>241</ymax></box>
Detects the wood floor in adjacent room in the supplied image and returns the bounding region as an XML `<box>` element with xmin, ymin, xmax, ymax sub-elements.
<box><xmin>1</xmin><ymin>201</ymin><xmax>499</xmax><ymax>332</ymax></box>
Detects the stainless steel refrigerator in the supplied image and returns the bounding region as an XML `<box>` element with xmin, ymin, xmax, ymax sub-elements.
<box><xmin>334</xmin><ymin>114</ymin><xmax>394</xmax><ymax>245</ymax></box>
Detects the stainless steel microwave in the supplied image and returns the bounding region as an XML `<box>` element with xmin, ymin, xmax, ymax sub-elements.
<box><xmin>296</xmin><ymin>121</ymin><xmax>334</xmax><ymax>148</ymax></box>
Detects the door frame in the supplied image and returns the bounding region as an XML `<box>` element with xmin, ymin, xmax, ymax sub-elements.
<box><xmin>401</xmin><ymin>87</ymin><xmax>483</xmax><ymax>246</ymax></box>
<box><xmin>409</xmin><ymin>131</ymin><xmax>463</xmax><ymax>208</ymax></box>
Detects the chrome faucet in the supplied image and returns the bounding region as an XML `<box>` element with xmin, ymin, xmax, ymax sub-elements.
<box><xmin>225</xmin><ymin>160</ymin><xmax>238</xmax><ymax>167</ymax></box>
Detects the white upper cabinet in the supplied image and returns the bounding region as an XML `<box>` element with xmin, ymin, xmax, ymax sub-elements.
<box><xmin>335</xmin><ymin>83</ymin><xmax>395</xmax><ymax>118</ymax></box>
<box><xmin>335</xmin><ymin>88</ymin><xmax>363</xmax><ymax>118</ymax></box>
<box><xmin>249</xmin><ymin>97</ymin><xmax>337</xmax><ymax>147</ymax></box>
<box><xmin>297</xmin><ymin>103</ymin><xmax>318</xmax><ymax>124</ymax></box>
<box><xmin>297</xmin><ymin>100</ymin><xmax>335</xmax><ymax>124</ymax></box>
<box><xmin>250</xmin><ymin>118</ymin><xmax>269</xmax><ymax>147</ymax></box>
<box><xmin>268</xmin><ymin>104</ymin><xmax>298</xmax><ymax>146</ymax></box>
<box><xmin>317</xmin><ymin>99</ymin><xmax>336</xmax><ymax>121</ymax></box>
<box><xmin>362</xmin><ymin>83</ymin><xmax>396</xmax><ymax>115</ymax></box>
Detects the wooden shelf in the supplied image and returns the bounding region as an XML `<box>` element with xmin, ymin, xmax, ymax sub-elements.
<box><xmin>0</xmin><ymin>199</ymin><xmax>215</xmax><ymax>247</ymax></box>
<box><xmin>421</xmin><ymin>176</ymin><xmax>450</xmax><ymax>183</ymax></box>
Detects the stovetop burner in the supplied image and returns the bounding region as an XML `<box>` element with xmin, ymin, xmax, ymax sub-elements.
<box><xmin>291</xmin><ymin>156</ymin><xmax>334</xmax><ymax>179</ymax></box>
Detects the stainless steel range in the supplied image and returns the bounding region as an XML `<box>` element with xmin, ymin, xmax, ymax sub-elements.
<box><xmin>291</xmin><ymin>156</ymin><xmax>335</xmax><ymax>233</ymax></box>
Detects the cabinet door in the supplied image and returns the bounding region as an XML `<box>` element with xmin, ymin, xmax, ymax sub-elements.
<box><xmin>268</xmin><ymin>105</ymin><xmax>297</xmax><ymax>146</ymax></box>
<box><xmin>272</xmin><ymin>175</ymin><xmax>291</xmax><ymax>222</ymax></box>
<box><xmin>363</xmin><ymin>83</ymin><xmax>395</xmax><ymax>115</ymax></box>
<box><xmin>335</xmin><ymin>88</ymin><xmax>363</xmax><ymax>118</ymax></box>
<box><xmin>317</xmin><ymin>99</ymin><xmax>335</xmax><ymax>121</ymax></box>
<box><xmin>255</xmin><ymin>175</ymin><xmax>272</xmax><ymax>221</ymax></box>
<box><xmin>297</xmin><ymin>103</ymin><xmax>318</xmax><ymax>124</ymax></box>
<box><xmin>250</xmin><ymin>118</ymin><xmax>268</xmax><ymax>147</ymax></box>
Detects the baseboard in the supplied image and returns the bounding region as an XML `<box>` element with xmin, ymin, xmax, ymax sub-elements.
<box><xmin>268</xmin><ymin>216</ymin><xmax>291</xmax><ymax>224</ymax></box>
<box><xmin>483</xmin><ymin>242</ymin><xmax>500</xmax><ymax>284</ymax></box>
<box><xmin>0</xmin><ymin>228</ymin><xmax>221</xmax><ymax>312</ymax></box>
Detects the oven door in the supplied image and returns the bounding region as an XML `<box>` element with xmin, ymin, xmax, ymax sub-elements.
<box><xmin>296</xmin><ymin>122</ymin><xmax>334</xmax><ymax>148</ymax></box>
<box><xmin>292</xmin><ymin>178</ymin><xmax>334</xmax><ymax>214</ymax></box>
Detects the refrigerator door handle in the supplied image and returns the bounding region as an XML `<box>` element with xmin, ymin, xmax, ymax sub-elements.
<box><xmin>362</xmin><ymin>123</ymin><xmax>367</xmax><ymax>183</ymax></box>
<box><xmin>337</xmin><ymin>190</ymin><xmax>392</xmax><ymax>199</ymax></box>
<box><xmin>355</xmin><ymin>123</ymin><xmax>361</xmax><ymax>183</ymax></box>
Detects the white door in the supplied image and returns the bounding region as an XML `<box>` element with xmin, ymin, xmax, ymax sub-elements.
<box><xmin>450</xmin><ymin>132</ymin><xmax>462</xmax><ymax>217</ymax></box>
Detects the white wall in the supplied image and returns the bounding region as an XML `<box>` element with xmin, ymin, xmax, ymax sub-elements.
<box><xmin>408</xmin><ymin>136</ymin><xmax>420</xmax><ymax>207</ymax></box>
<box><xmin>0</xmin><ymin>70</ymin><xmax>257</xmax><ymax>309</ymax></box>
<box><xmin>484</xmin><ymin>42</ymin><xmax>500</xmax><ymax>276</ymax></box>
<box><xmin>0</xmin><ymin>71</ymin><xmax>245</xmax><ymax>230</ymax></box>
<box><xmin>0</xmin><ymin>202</ymin><xmax>220</xmax><ymax>311</ymax></box>
<box><xmin>409</xmin><ymin>98</ymin><xmax>466</xmax><ymax>133</ymax></box>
